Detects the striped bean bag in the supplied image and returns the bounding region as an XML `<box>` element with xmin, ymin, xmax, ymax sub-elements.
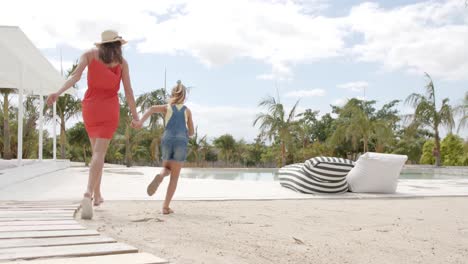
<box><xmin>278</xmin><ymin>157</ymin><xmax>355</xmax><ymax>194</ymax></box>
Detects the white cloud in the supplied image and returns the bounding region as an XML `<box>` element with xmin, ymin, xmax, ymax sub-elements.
<box><xmin>337</xmin><ymin>81</ymin><xmax>368</xmax><ymax>92</ymax></box>
<box><xmin>285</xmin><ymin>89</ymin><xmax>326</xmax><ymax>98</ymax></box>
<box><xmin>256</xmin><ymin>74</ymin><xmax>276</xmax><ymax>81</ymax></box>
<box><xmin>186</xmin><ymin>101</ymin><xmax>312</xmax><ymax>141</ymax></box>
<box><xmin>332</xmin><ymin>95</ymin><xmax>367</xmax><ymax>107</ymax></box>
<box><xmin>47</xmin><ymin>57</ymin><xmax>75</xmax><ymax>74</ymax></box>
<box><xmin>186</xmin><ymin>102</ymin><xmax>259</xmax><ymax>141</ymax></box>
<box><xmin>2</xmin><ymin>0</ymin><xmax>468</xmax><ymax>81</ymax></box>
<box><xmin>347</xmin><ymin>1</ymin><xmax>468</xmax><ymax>80</ymax></box>
<box><xmin>136</xmin><ymin>0</ymin><xmax>347</xmax><ymax>80</ymax></box>
<box><xmin>0</xmin><ymin>0</ymin><xmax>179</xmax><ymax>49</ymax></box>
<box><xmin>332</xmin><ymin>98</ymin><xmax>347</xmax><ymax>107</ymax></box>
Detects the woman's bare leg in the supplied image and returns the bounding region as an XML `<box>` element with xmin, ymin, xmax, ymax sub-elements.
<box><xmin>90</xmin><ymin>138</ymin><xmax>104</xmax><ymax>205</ymax></box>
<box><xmin>82</xmin><ymin>138</ymin><xmax>110</xmax><ymax>219</ymax></box>
<box><xmin>163</xmin><ymin>161</ymin><xmax>182</xmax><ymax>213</ymax></box>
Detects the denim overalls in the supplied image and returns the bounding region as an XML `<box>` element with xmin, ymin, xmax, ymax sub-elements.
<box><xmin>161</xmin><ymin>105</ymin><xmax>189</xmax><ymax>162</ymax></box>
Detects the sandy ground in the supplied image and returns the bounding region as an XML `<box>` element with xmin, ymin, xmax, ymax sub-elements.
<box><xmin>81</xmin><ymin>198</ymin><xmax>468</xmax><ymax>264</ymax></box>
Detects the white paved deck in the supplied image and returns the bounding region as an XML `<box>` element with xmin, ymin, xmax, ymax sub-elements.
<box><xmin>0</xmin><ymin>164</ymin><xmax>466</xmax><ymax>201</ymax></box>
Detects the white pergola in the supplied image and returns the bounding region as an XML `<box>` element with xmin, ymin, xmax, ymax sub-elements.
<box><xmin>0</xmin><ymin>26</ymin><xmax>74</xmax><ymax>165</ymax></box>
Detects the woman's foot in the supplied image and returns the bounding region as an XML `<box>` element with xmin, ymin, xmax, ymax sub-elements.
<box><xmin>81</xmin><ymin>196</ymin><xmax>93</xmax><ymax>220</ymax></box>
<box><xmin>162</xmin><ymin>207</ymin><xmax>174</xmax><ymax>215</ymax></box>
<box><xmin>147</xmin><ymin>174</ymin><xmax>163</xmax><ymax>196</ymax></box>
<box><xmin>93</xmin><ymin>196</ymin><xmax>104</xmax><ymax>206</ymax></box>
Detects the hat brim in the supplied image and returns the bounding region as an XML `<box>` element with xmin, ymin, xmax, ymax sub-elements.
<box><xmin>94</xmin><ymin>39</ymin><xmax>127</xmax><ymax>46</ymax></box>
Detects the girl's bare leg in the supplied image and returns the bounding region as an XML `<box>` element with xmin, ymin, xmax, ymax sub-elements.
<box><xmin>147</xmin><ymin>161</ymin><xmax>171</xmax><ymax>196</ymax></box>
<box><xmin>159</xmin><ymin>161</ymin><xmax>172</xmax><ymax>179</ymax></box>
<box><xmin>162</xmin><ymin>161</ymin><xmax>182</xmax><ymax>214</ymax></box>
<box><xmin>82</xmin><ymin>138</ymin><xmax>110</xmax><ymax>219</ymax></box>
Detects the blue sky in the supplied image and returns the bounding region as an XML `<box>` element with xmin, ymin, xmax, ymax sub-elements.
<box><xmin>1</xmin><ymin>0</ymin><xmax>466</xmax><ymax>141</ymax></box>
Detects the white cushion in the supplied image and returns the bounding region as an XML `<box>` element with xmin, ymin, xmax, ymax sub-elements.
<box><xmin>346</xmin><ymin>152</ymin><xmax>408</xmax><ymax>193</ymax></box>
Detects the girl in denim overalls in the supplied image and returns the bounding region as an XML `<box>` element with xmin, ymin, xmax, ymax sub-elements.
<box><xmin>133</xmin><ymin>81</ymin><xmax>194</xmax><ymax>214</ymax></box>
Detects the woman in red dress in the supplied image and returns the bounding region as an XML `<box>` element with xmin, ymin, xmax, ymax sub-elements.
<box><xmin>47</xmin><ymin>30</ymin><xmax>139</xmax><ymax>219</ymax></box>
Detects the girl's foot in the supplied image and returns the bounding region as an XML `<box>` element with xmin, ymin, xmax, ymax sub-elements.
<box><xmin>93</xmin><ymin>197</ymin><xmax>104</xmax><ymax>206</ymax></box>
<box><xmin>162</xmin><ymin>207</ymin><xmax>174</xmax><ymax>215</ymax></box>
<box><xmin>147</xmin><ymin>174</ymin><xmax>162</xmax><ymax>196</ymax></box>
<box><xmin>81</xmin><ymin>196</ymin><xmax>93</xmax><ymax>220</ymax></box>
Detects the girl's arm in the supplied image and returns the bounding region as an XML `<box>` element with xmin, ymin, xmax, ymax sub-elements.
<box><xmin>186</xmin><ymin>108</ymin><xmax>195</xmax><ymax>137</ymax></box>
<box><xmin>121</xmin><ymin>59</ymin><xmax>139</xmax><ymax>121</ymax></box>
<box><xmin>46</xmin><ymin>51</ymin><xmax>88</xmax><ymax>106</ymax></box>
<box><xmin>133</xmin><ymin>105</ymin><xmax>168</xmax><ymax>128</ymax></box>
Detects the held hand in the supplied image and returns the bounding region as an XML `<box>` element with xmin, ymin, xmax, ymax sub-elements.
<box><xmin>46</xmin><ymin>93</ymin><xmax>59</xmax><ymax>106</ymax></box>
<box><xmin>131</xmin><ymin>119</ymin><xmax>142</xmax><ymax>129</ymax></box>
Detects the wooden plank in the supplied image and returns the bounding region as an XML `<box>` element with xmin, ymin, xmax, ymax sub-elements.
<box><xmin>0</xmin><ymin>236</ymin><xmax>116</xmax><ymax>249</ymax></box>
<box><xmin>0</xmin><ymin>203</ymin><xmax>78</xmax><ymax>207</ymax></box>
<box><xmin>0</xmin><ymin>211</ymin><xmax>72</xmax><ymax>216</ymax></box>
<box><xmin>0</xmin><ymin>210</ymin><xmax>75</xmax><ymax>214</ymax></box>
<box><xmin>2</xmin><ymin>252</ymin><xmax>168</xmax><ymax>264</ymax></box>
<box><xmin>0</xmin><ymin>203</ymin><xmax>79</xmax><ymax>208</ymax></box>
<box><xmin>0</xmin><ymin>242</ymin><xmax>138</xmax><ymax>261</ymax></box>
<box><xmin>0</xmin><ymin>207</ymin><xmax>77</xmax><ymax>211</ymax></box>
<box><xmin>0</xmin><ymin>229</ymin><xmax>99</xmax><ymax>239</ymax></box>
<box><xmin>0</xmin><ymin>201</ymin><xmax>78</xmax><ymax>204</ymax></box>
<box><xmin>0</xmin><ymin>217</ymin><xmax>74</xmax><ymax>222</ymax></box>
<box><xmin>0</xmin><ymin>220</ymin><xmax>79</xmax><ymax>226</ymax></box>
<box><xmin>0</xmin><ymin>225</ymin><xmax>85</xmax><ymax>232</ymax></box>
<box><xmin>0</xmin><ymin>214</ymin><xmax>72</xmax><ymax>219</ymax></box>
<box><xmin>0</xmin><ymin>203</ymin><xmax>78</xmax><ymax>208</ymax></box>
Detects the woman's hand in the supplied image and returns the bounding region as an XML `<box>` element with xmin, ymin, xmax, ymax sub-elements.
<box><xmin>131</xmin><ymin>119</ymin><xmax>142</xmax><ymax>129</ymax></box>
<box><xmin>46</xmin><ymin>93</ymin><xmax>59</xmax><ymax>106</ymax></box>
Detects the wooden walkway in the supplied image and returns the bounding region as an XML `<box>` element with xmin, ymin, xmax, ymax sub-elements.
<box><xmin>0</xmin><ymin>201</ymin><xmax>168</xmax><ymax>263</ymax></box>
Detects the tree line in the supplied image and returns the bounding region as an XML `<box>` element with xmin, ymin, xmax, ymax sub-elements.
<box><xmin>1</xmin><ymin>70</ymin><xmax>467</xmax><ymax>167</ymax></box>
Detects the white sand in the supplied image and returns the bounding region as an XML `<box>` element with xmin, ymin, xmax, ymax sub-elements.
<box><xmin>81</xmin><ymin>198</ymin><xmax>468</xmax><ymax>264</ymax></box>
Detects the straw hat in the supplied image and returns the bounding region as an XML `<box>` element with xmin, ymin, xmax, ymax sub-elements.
<box><xmin>94</xmin><ymin>30</ymin><xmax>127</xmax><ymax>46</ymax></box>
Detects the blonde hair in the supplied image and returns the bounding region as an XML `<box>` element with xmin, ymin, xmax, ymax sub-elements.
<box><xmin>169</xmin><ymin>80</ymin><xmax>187</xmax><ymax>105</ymax></box>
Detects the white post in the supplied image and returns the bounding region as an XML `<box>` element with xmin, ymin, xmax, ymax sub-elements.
<box><xmin>38</xmin><ymin>94</ymin><xmax>44</xmax><ymax>161</ymax></box>
<box><xmin>17</xmin><ymin>67</ymin><xmax>24</xmax><ymax>166</ymax></box>
<box><xmin>53</xmin><ymin>101</ymin><xmax>57</xmax><ymax>160</ymax></box>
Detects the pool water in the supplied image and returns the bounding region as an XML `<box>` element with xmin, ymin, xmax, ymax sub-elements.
<box><xmin>181</xmin><ymin>168</ymin><xmax>468</xmax><ymax>181</ymax></box>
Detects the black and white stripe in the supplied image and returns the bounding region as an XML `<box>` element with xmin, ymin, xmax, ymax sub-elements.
<box><xmin>278</xmin><ymin>157</ymin><xmax>355</xmax><ymax>194</ymax></box>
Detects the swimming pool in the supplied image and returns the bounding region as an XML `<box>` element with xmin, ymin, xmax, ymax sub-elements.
<box><xmin>181</xmin><ymin>167</ymin><xmax>468</xmax><ymax>181</ymax></box>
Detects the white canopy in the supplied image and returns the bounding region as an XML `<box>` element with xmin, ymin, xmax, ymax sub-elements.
<box><xmin>0</xmin><ymin>26</ymin><xmax>71</xmax><ymax>95</ymax></box>
<box><xmin>0</xmin><ymin>26</ymin><xmax>72</xmax><ymax>164</ymax></box>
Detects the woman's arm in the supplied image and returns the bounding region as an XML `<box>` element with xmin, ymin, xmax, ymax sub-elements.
<box><xmin>121</xmin><ymin>59</ymin><xmax>139</xmax><ymax>121</ymax></box>
<box><xmin>186</xmin><ymin>108</ymin><xmax>195</xmax><ymax>137</ymax></box>
<box><xmin>46</xmin><ymin>52</ymin><xmax>88</xmax><ymax>106</ymax></box>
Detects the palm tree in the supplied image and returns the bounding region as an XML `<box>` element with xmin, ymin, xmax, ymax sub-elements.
<box><xmin>22</xmin><ymin>97</ymin><xmax>41</xmax><ymax>158</ymax></box>
<box><xmin>405</xmin><ymin>73</ymin><xmax>455</xmax><ymax>166</ymax></box>
<box><xmin>68</xmin><ymin>122</ymin><xmax>90</xmax><ymax>165</ymax></box>
<box><xmin>373</xmin><ymin>100</ymin><xmax>400</xmax><ymax>153</ymax></box>
<box><xmin>213</xmin><ymin>134</ymin><xmax>236</xmax><ymax>166</ymax></box>
<box><xmin>200</xmin><ymin>137</ymin><xmax>211</xmax><ymax>167</ymax></box>
<box><xmin>136</xmin><ymin>88</ymin><xmax>167</xmax><ymax>165</ymax></box>
<box><xmin>455</xmin><ymin>91</ymin><xmax>467</xmax><ymax>133</ymax></box>
<box><xmin>296</xmin><ymin>109</ymin><xmax>320</xmax><ymax>159</ymax></box>
<box><xmin>331</xmin><ymin>99</ymin><xmax>373</xmax><ymax>153</ymax></box>
<box><xmin>373</xmin><ymin>119</ymin><xmax>395</xmax><ymax>153</ymax></box>
<box><xmin>253</xmin><ymin>96</ymin><xmax>299</xmax><ymax>167</ymax></box>
<box><xmin>118</xmin><ymin>93</ymin><xmax>134</xmax><ymax>167</ymax></box>
<box><xmin>1</xmin><ymin>88</ymin><xmax>16</xmax><ymax>159</ymax></box>
<box><xmin>46</xmin><ymin>63</ymin><xmax>81</xmax><ymax>159</ymax></box>
<box><xmin>188</xmin><ymin>127</ymin><xmax>207</xmax><ymax>166</ymax></box>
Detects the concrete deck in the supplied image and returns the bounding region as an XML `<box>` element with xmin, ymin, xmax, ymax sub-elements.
<box><xmin>0</xmin><ymin>164</ymin><xmax>466</xmax><ymax>201</ymax></box>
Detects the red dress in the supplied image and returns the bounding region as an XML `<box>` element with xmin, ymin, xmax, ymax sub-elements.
<box><xmin>82</xmin><ymin>59</ymin><xmax>121</xmax><ymax>139</ymax></box>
